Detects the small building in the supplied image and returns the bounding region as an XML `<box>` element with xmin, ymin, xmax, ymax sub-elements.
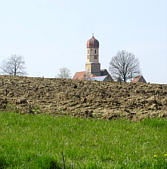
<box><xmin>131</xmin><ymin>75</ymin><xmax>147</xmax><ymax>83</ymax></box>
<box><xmin>73</xmin><ymin>35</ymin><xmax>113</xmax><ymax>82</ymax></box>
<box><xmin>73</xmin><ymin>69</ymin><xmax>112</xmax><ymax>81</ymax></box>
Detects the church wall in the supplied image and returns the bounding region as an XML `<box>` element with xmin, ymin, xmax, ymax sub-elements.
<box><xmin>87</xmin><ymin>48</ymin><xmax>99</xmax><ymax>63</ymax></box>
<box><xmin>85</xmin><ymin>63</ymin><xmax>101</xmax><ymax>76</ymax></box>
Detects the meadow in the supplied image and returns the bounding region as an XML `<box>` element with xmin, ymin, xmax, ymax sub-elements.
<box><xmin>0</xmin><ymin>111</ymin><xmax>166</xmax><ymax>169</ymax></box>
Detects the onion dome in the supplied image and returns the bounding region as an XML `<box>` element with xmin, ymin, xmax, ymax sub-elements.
<box><xmin>87</xmin><ymin>35</ymin><xmax>99</xmax><ymax>48</ymax></box>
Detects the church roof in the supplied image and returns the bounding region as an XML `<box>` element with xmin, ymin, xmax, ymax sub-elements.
<box><xmin>73</xmin><ymin>71</ymin><xmax>97</xmax><ymax>80</ymax></box>
<box><xmin>131</xmin><ymin>75</ymin><xmax>147</xmax><ymax>83</ymax></box>
<box><xmin>73</xmin><ymin>71</ymin><xmax>86</xmax><ymax>80</ymax></box>
<box><xmin>73</xmin><ymin>70</ymin><xmax>113</xmax><ymax>81</ymax></box>
<box><xmin>87</xmin><ymin>36</ymin><xmax>99</xmax><ymax>48</ymax></box>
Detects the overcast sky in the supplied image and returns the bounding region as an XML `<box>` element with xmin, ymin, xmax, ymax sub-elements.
<box><xmin>0</xmin><ymin>0</ymin><xmax>167</xmax><ymax>84</ymax></box>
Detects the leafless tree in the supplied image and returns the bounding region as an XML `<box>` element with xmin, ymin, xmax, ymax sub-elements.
<box><xmin>109</xmin><ymin>50</ymin><xmax>140</xmax><ymax>82</ymax></box>
<box><xmin>1</xmin><ymin>55</ymin><xmax>27</xmax><ymax>76</ymax></box>
<box><xmin>57</xmin><ymin>67</ymin><xmax>71</xmax><ymax>78</ymax></box>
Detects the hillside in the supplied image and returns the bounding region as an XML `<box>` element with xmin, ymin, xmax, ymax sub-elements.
<box><xmin>0</xmin><ymin>75</ymin><xmax>167</xmax><ymax>120</ymax></box>
<box><xmin>0</xmin><ymin>112</ymin><xmax>167</xmax><ymax>169</ymax></box>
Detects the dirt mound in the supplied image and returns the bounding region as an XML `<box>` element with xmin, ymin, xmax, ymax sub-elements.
<box><xmin>0</xmin><ymin>75</ymin><xmax>167</xmax><ymax>120</ymax></box>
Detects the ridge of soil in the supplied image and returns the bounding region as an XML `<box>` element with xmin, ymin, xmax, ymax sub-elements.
<box><xmin>0</xmin><ymin>75</ymin><xmax>167</xmax><ymax>120</ymax></box>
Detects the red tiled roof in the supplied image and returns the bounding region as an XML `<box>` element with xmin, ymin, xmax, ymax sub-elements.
<box><xmin>73</xmin><ymin>72</ymin><xmax>98</xmax><ymax>80</ymax></box>
<box><xmin>131</xmin><ymin>75</ymin><xmax>146</xmax><ymax>83</ymax></box>
<box><xmin>73</xmin><ymin>71</ymin><xmax>86</xmax><ymax>80</ymax></box>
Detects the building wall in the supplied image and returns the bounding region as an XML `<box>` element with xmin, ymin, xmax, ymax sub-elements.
<box><xmin>85</xmin><ymin>63</ymin><xmax>101</xmax><ymax>76</ymax></box>
<box><xmin>86</xmin><ymin>48</ymin><xmax>99</xmax><ymax>63</ymax></box>
<box><xmin>86</xmin><ymin>47</ymin><xmax>100</xmax><ymax>75</ymax></box>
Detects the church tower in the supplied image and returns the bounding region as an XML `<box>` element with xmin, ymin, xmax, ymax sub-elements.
<box><xmin>73</xmin><ymin>35</ymin><xmax>113</xmax><ymax>81</ymax></box>
<box><xmin>85</xmin><ymin>35</ymin><xmax>101</xmax><ymax>76</ymax></box>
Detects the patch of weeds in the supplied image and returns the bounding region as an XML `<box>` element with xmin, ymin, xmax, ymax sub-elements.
<box><xmin>28</xmin><ymin>156</ymin><xmax>62</xmax><ymax>169</ymax></box>
<box><xmin>153</xmin><ymin>155</ymin><xmax>167</xmax><ymax>169</ymax></box>
<box><xmin>48</xmin><ymin>160</ymin><xmax>61</xmax><ymax>169</ymax></box>
<box><xmin>141</xmin><ymin>118</ymin><xmax>167</xmax><ymax>128</ymax></box>
<box><xmin>92</xmin><ymin>112</ymin><xmax>102</xmax><ymax>118</ymax></box>
<box><xmin>81</xmin><ymin>162</ymin><xmax>102</xmax><ymax>169</ymax></box>
<box><xmin>28</xmin><ymin>105</ymin><xmax>41</xmax><ymax>114</ymax></box>
<box><xmin>0</xmin><ymin>156</ymin><xmax>8</xmax><ymax>169</ymax></box>
<box><xmin>5</xmin><ymin>103</ymin><xmax>19</xmax><ymax>113</ymax></box>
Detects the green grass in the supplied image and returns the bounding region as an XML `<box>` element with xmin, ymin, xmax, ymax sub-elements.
<box><xmin>0</xmin><ymin>111</ymin><xmax>166</xmax><ymax>169</ymax></box>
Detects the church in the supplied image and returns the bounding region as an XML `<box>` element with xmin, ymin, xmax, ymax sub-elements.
<box><xmin>73</xmin><ymin>35</ymin><xmax>113</xmax><ymax>81</ymax></box>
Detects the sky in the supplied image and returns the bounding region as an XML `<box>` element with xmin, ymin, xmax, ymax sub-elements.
<box><xmin>0</xmin><ymin>0</ymin><xmax>167</xmax><ymax>84</ymax></box>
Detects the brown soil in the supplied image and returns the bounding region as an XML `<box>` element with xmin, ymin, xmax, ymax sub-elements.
<box><xmin>0</xmin><ymin>75</ymin><xmax>167</xmax><ymax>120</ymax></box>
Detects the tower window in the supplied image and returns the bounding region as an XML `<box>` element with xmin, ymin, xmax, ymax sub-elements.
<box><xmin>95</xmin><ymin>49</ymin><xmax>96</xmax><ymax>54</ymax></box>
<box><xmin>94</xmin><ymin>55</ymin><xmax>97</xmax><ymax>59</ymax></box>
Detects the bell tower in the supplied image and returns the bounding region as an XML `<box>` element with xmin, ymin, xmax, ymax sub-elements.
<box><xmin>85</xmin><ymin>35</ymin><xmax>101</xmax><ymax>76</ymax></box>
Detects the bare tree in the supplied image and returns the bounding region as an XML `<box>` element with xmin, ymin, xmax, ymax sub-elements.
<box><xmin>109</xmin><ymin>50</ymin><xmax>140</xmax><ymax>82</ymax></box>
<box><xmin>1</xmin><ymin>55</ymin><xmax>27</xmax><ymax>76</ymax></box>
<box><xmin>57</xmin><ymin>67</ymin><xmax>71</xmax><ymax>78</ymax></box>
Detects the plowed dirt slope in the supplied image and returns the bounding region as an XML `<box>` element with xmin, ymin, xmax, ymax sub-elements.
<box><xmin>0</xmin><ymin>75</ymin><xmax>167</xmax><ymax>120</ymax></box>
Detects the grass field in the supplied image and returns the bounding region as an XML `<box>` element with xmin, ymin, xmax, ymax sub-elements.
<box><xmin>0</xmin><ymin>111</ymin><xmax>166</xmax><ymax>169</ymax></box>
